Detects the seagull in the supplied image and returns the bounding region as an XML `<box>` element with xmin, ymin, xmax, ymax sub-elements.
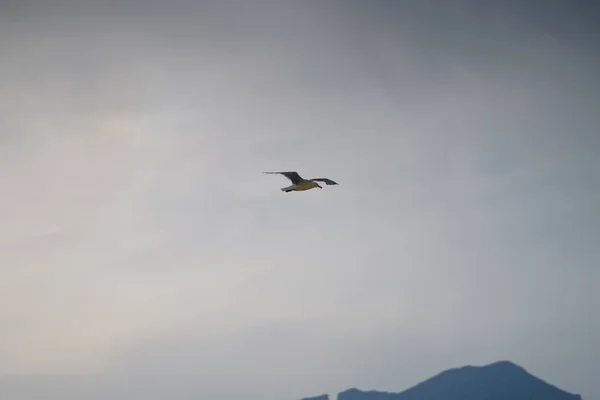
<box><xmin>263</xmin><ymin>171</ymin><xmax>338</xmax><ymax>192</ymax></box>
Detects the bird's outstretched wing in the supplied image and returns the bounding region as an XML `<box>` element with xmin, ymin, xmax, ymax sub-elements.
<box><xmin>263</xmin><ymin>171</ymin><xmax>304</xmax><ymax>185</ymax></box>
<box><xmin>310</xmin><ymin>178</ymin><xmax>338</xmax><ymax>185</ymax></box>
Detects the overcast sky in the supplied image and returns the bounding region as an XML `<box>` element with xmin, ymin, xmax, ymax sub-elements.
<box><xmin>1</xmin><ymin>1</ymin><xmax>599</xmax><ymax>399</ymax></box>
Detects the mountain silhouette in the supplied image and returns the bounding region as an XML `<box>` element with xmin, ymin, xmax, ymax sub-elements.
<box><xmin>303</xmin><ymin>361</ymin><xmax>582</xmax><ymax>400</ymax></box>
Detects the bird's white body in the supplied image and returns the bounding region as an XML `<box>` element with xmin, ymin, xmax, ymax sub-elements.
<box><xmin>281</xmin><ymin>180</ymin><xmax>321</xmax><ymax>192</ymax></box>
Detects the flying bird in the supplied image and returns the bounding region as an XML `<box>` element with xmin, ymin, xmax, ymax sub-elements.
<box><xmin>263</xmin><ymin>171</ymin><xmax>338</xmax><ymax>192</ymax></box>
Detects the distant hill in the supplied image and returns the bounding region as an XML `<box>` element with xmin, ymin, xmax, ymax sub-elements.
<box><xmin>303</xmin><ymin>361</ymin><xmax>582</xmax><ymax>400</ymax></box>
<box><xmin>301</xmin><ymin>395</ymin><xmax>329</xmax><ymax>400</ymax></box>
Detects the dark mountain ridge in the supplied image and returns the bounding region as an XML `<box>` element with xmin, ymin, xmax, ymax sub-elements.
<box><xmin>302</xmin><ymin>361</ymin><xmax>582</xmax><ymax>400</ymax></box>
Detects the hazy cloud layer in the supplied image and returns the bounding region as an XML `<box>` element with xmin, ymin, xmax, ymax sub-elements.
<box><xmin>1</xmin><ymin>1</ymin><xmax>598</xmax><ymax>399</ymax></box>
